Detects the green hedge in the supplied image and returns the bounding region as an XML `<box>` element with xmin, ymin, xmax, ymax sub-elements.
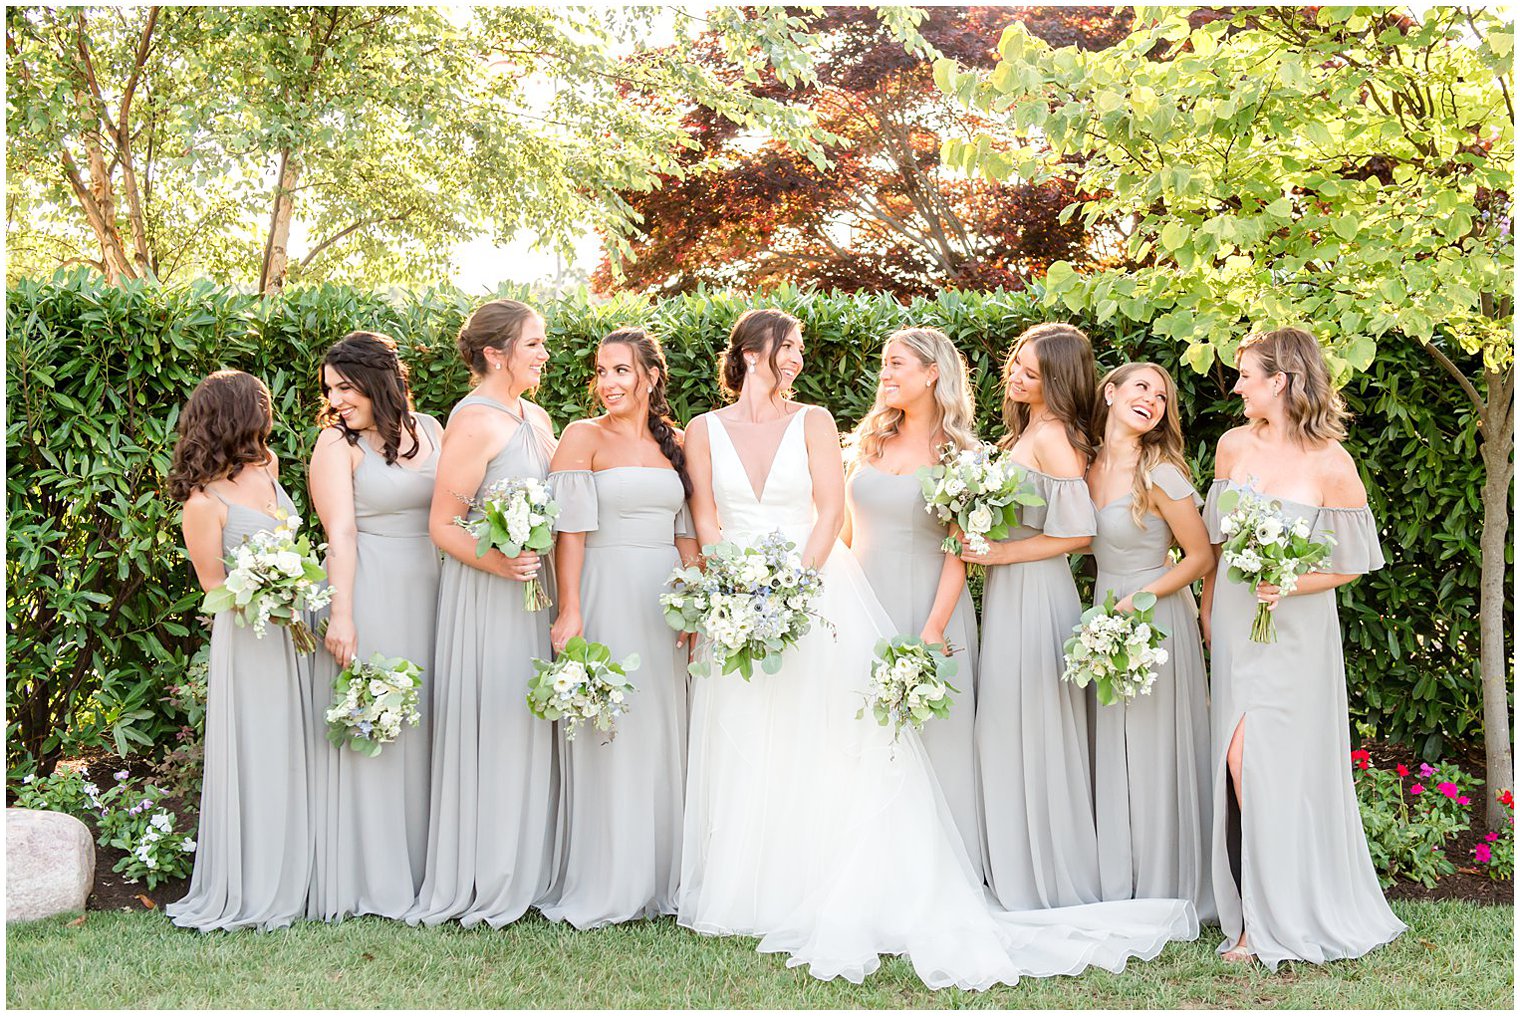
<box><xmin>6</xmin><ymin>271</ymin><xmax>1507</xmax><ymax>775</ymax></box>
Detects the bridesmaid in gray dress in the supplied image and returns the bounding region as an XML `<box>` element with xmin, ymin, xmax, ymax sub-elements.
<box><xmin>306</xmin><ymin>332</ymin><xmax>441</xmax><ymax>921</ymax></box>
<box><xmin>842</xmin><ymin>327</ymin><xmax>983</xmax><ymax>873</ymax></box>
<box><xmin>541</xmin><ymin>327</ymin><xmax>699</xmax><ymax>929</ymax></box>
<box><xmin>407</xmin><ymin>299</ymin><xmax>561</xmax><ymax>929</ymax></box>
<box><xmin>962</xmin><ymin>323</ymin><xmax>1101</xmax><ymax>909</ymax></box>
<box><xmin>1086</xmin><ymin>362</ymin><xmax>1215</xmax><ymax>922</ymax></box>
<box><xmin>166</xmin><ymin>370</ymin><xmax>311</xmax><ymax>931</ymax></box>
<box><xmin>1200</xmin><ymin>327</ymin><xmax>1403</xmax><ymax>968</ymax></box>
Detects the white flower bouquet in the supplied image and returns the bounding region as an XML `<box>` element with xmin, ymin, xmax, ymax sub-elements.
<box><xmin>1217</xmin><ymin>488</ymin><xmax>1335</xmax><ymax>643</ymax></box>
<box><xmin>916</xmin><ymin>444</ymin><xmax>1045</xmax><ymax>562</ymax></box>
<box><xmin>660</xmin><ymin>531</ymin><xmax>829</xmax><ymax>680</ymax></box>
<box><xmin>456</xmin><ymin>475</ymin><xmax>560</xmax><ymax>611</ymax></box>
<box><xmin>859</xmin><ymin>636</ymin><xmax>960</xmax><ymax>740</ymax></box>
<box><xmin>201</xmin><ymin>511</ymin><xmax>331</xmax><ymax>653</ymax></box>
<box><xmin>525</xmin><ymin>636</ymin><xmax>638</xmax><ymax>742</ymax></box>
<box><xmin>1062</xmin><ymin>590</ymin><xmax>1170</xmax><ymax>705</ymax></box>
<box><xmin>325</xmin><ymin>652</ymin><xmax>424</xmax><ymax>756</ymax></box>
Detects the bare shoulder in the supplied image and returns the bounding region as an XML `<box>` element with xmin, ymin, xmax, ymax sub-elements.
<box><xmin>799</xmin><ymin>403</ymin><xmax>838</xmax><ymax>435</ymax></box>
<box><xmin>1213</xmin><ymin>425</ymin><xmax>1254</xmax><ymax>477</ymax></box>
<box><xmin>445</xmin><ymin>401</ymin><xmax>509</xmax><ymax>437</ymax></box>
<box><xmin>522</xmin><ymin>399</ymin><xmax>555</xmax><ymax>433</ymax></box>
<box><xmin>1031</xmin><ymin>423</ymin><xmax>1085</xmax><ymax>479</ymax></box>
<box><xmin>684</xmin><ymin>413</ymin><xmax>710</xmax><ymax>440</ymax></box>
<box><xmin>1317</xmin><ymin>441</ymin><xmax>1368</xmax><ymax>508</ymax></box>
<box><xmin>181</xmin><ymin>489</ymin><xmax>222</xmax><ymax>525</ymax></box>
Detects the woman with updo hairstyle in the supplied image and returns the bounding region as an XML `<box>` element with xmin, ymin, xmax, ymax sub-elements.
<box><xmin>305</xmin><ymin>331</ymin><xmax>443</xmax><ymax>922</ymax></box>
<box><xmin>165</xmin><ymin>370</ymin><xmax>312</xmax><ymax>932</ymax></box>
<box><xmin>969</xmin><ymin>322</ymin><xmax>1105</xmax><ymax>912</ymax></box>
<box><xmin>540</xmin><ymin>326</ymin><xmax>700</xmax><ymax>929</ymax></box>
<box><xmin>1085</xmin><ymin>361</ymin><xmax>1214</xmax><ymax>921</ymax></box>
<box><xmin>841</xmin><ymin>326</ymin><xmax>985</xmax><ymax>874</ymax></box>
<box><xmin>1200</xmin><ymin>327</ymin><xmax>1403</xmax><ymax>967</ymax></box>
<box><xmin>407</xmin><ymin>298</ymin><xmax>562</xmax><ymax>929</ymax></box>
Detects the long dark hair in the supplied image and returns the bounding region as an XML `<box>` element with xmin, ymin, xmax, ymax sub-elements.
<box><xmin>719</xmin><ymin>308</ymin><xmax>801</xmax><ymax>399</ymax></box>
<box><xmin>599</xmin><ymin>327</ymin><xmax>692</xmax><ymax>498</ymax></box>
<box><xmin>998</xmin><ymin>322</ymin><xmax>1097</xmax><ymax>463</ymax></box>
<box><xmin>317</xmin><ymin>331</ymin><xmax>420</xmax><ymax>465</ymax></box>
<box><xmin>168</xmin><ymin>370</ymin><xmax>274</xmax><ymax>502</ymax></box>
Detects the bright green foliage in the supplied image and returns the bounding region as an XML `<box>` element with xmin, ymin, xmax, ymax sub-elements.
<box><xmin>5</xmin><ymin>274</ymin><xmax>1503</xmax><ymax>775</ymax></box>
<box><xmin>939</xmin><ymin>6</ymin><xmax>1514</xmax><ymax>376</ymax></box>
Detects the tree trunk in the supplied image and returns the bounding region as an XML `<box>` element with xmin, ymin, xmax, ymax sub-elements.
<box><xmin>1479</xmin><ymin>364</ymin><xmax>1514</xmax><ymax>830</ymax></box>
<box><xmin>258</xmin><ymin>151</ymin><xmax>300</xmax><ymax>295</ymax></box>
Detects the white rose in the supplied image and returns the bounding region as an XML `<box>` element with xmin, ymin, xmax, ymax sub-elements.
<box><xmin>967</xmin><ymin>504</ymin><xmax>994</xmax><ymax>535</ymax></box>
<box><xmin>1220</xmin><ymin>514</ymin><xmax>1240</xmax><ymax>536</ymax></box>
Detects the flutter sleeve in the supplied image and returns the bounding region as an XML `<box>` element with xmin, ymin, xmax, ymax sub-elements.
<box><xmin>1202</xmin><ymin>479</ymin><xmax>1230</xmax><ymax>543</ymax></box>
<box><xmin>548</xmin><ymin>470</ymin><xmax>598</xmax><ymax>534</ymax></box>
<box><xmin>1148</xmin><ymin>463</ymin><xmax>1204</xmax><ymax>509</ymax></box>
<box><xmin>1313</xmin><ymin>505</ymin><xmax>1387</xmax><ymax>575</ymax></box>
<box><xmin>674</xmin><ymin>500</ymin><xmax>695</xmax><ymax>540</ymax></box>
<box><xmin>1022</xmin><ymin>472</ymin><xmax>1097</xmax><ymax>539</ymax></box>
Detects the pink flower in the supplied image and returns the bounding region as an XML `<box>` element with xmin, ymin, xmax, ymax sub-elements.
<box><xmin>1459</xmin><ymin>796</ymin><xmax>1471</xmax><ymax>806</ymax></box>
<box><xmin>1474</xmin><ymin>843</ymin><xmax>1492</xmax><ymax>864</ymax></box>
<box><xmin>1438</xmin><ymin>782</ymin><xmax>1459</xmax><ymax>799</ymax></box>
<box><xmin>1485</xmin><ymin>831</ymin><xmax>1499</xmax><ymax>843</ymax></box>
<box><xmin>1409</xmin><ymin>783</ymin><xmax>1425</xmax><ymax>795</ymax></box>
<box><xmin>1395</xmin><ymin>764</ymin><xmax>1409</xmax><ymax>777</ymax></box>
<box><xmin>1419</xmin><ymin>763</ymin><xmax>1436</xmax><ymax>778</ymax></box>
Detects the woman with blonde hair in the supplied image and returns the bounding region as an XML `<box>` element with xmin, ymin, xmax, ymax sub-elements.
<box><xmin>1200</xmin><ymin>327</ymin><xmax>1403</xmax><ymax>968</ymax></box>
<box><xmin>1086</xmin><ymin>361</ymin><xmax>1214</xmax><ymax>921</ymax></box>
<box><xmin>843</xmin><ymin>326</ymin><xmax>984</xmax><ymax>873</ymax></box>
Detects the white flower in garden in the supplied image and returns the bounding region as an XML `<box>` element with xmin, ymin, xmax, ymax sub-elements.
<box><xmin>150</xmin><ymin>812</ymin><xmax>173</xmax><ymax>832</ymax></box>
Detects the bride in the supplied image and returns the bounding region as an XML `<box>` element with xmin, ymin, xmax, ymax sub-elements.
<box><xmin>676</xmin><ymin>308</ymin><xmax>1199</xmax><ymax>990</ymax></box>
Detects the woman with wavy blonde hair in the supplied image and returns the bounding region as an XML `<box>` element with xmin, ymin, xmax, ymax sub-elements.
<box><xmin>1086</xmin><ymin>361</ymin><xmax>1215</xmax><ymax>921</ymax></box>
<box><xmin>1200</xmin><ymin>326</ymin><xmax>1403</xmax><ymax>968</ymax></box>
<box><xmin>841</xmin><ymin>327</ymin><xmax>984</xmax><ymax>871</ymax></box>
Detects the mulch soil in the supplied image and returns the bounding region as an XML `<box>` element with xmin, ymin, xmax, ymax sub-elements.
<box><xmin>45</xmin><ymin>741</ymin><xmax>1517</xmax><ymax>914</ymax></box>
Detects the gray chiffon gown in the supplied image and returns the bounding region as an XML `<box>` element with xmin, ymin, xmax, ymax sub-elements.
<box><xmin>1203</xmin><ymin>479</ymin><xmax>1404</xmax><ymax>969</ymax></box>
<box><xmin>845</xmin><ymin>462</ymin><xmax>983</xmax><ymax>875</ymax></box>
<box><xmin>975</xmin><ymin>469</ymin><xmax>1101</xmax><ymax>909</ymax></box>
<box><xmin>540</xmin><ymin>467</ymin><xmax>690</xmax><ymax>928</ymax></box>
<box><xmin>168</xmin><ymin>483</ymin><xmax>312</xmax><ymax>932</ymax></box>
<box><xmin>306</xmin><ymin>415</ymin><xmax>443</xmax><ymax>921</ymax></box>
<box><xmin>1090</xmin><ymin>464</ymin><xmax>1215</xmax><ymax>922</ymax></box>
<box><xmin>406</xmin><ymin>394</ymin><xmax>558</xmax><ymax>929</ymax></box>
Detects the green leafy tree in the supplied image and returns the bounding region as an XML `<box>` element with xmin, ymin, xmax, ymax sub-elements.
<box><xmin>939</xmin><ymin>5</ymin><xmax>1514</xmax><ymax>824</ymax></box>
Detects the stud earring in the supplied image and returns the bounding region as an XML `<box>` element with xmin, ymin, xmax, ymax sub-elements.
<box><xmin>1105</xmin><ymin>397</ymin><xmax>1113</xmax><ymax>406</ymax></box>
<box><xmin>925</xmin><ymin>379</ymin><xmax>933</xmax><ymax>388</ymax></box>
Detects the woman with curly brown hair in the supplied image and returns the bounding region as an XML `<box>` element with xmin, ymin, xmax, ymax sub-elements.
<box><xmin>165</xmin><ymin>369</ymin><xmax>312</xmax><ymax>932</ymax></box>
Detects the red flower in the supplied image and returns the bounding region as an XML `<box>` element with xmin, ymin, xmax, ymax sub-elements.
<box><xmin>1500</xmin><ymin>789</ymin><xmax>1514</xmax><ymax>808</ymax></box>
<box><xmin>1474</xmin><ymin>843</ymin><xmax>1492</xmax><ymax>864</ymax></box>
<box><xmin>1395</xmin><ymin>764</ymin><xmax>1409</xmax><ymax>777</ymax></box>
<box><xmin>1351</xmin><ymin>749</ymin><xmax>1372</xmax><ymax>763</ymax></box>
<box><xmin>1410</xmin><ymin>783</ymin><xmax>1425</xmax><ymax>795</ymax></box>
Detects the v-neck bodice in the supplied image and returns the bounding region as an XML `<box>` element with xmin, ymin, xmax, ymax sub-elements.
<box><xmin>706</xmin><ymin>408</ymin><xmax>815</xmax><ymax>543</ymax></box>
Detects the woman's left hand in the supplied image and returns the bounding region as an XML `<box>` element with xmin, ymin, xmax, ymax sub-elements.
<box><xmin>961</xmin><ymin>542</ymin><xmax>1018</xmax><ymax>567</ymax></box>
<box><xmin>1254</xmin><ymin>582</ymin><xmax>1282</xmax><ymax>608</ymax></box>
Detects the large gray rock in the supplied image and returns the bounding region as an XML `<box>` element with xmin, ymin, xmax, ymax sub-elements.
<box><xmin>7</xmin><ymin>808</ymin><xmax>94</xmax><ymax>922</ymax></box>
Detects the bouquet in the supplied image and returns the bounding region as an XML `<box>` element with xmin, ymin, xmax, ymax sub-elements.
<box><xmin>1216</xmin><ymin>488</ymin><xmax>1335</xmax><ymax>643</ymax></box>
<box><xmin>916</xmin><ymin>444</ymin><xmax>1045</xmax><ymax>564</ymax></box>
<box><xmin>859</xmin><ymin>636</ymin><xmax>960</xmax><ymax>740</ymax></box>
<box><xmin>201</xmin><ymin>511</ymin><xmax>331</xmax><ymax>653</ymax></box>
<box><xmin>526</xmin><ymin>636</ymin><xmax>639</xmax><ymax>742</ymax></box>
<box><xmin>456</xmin><ymin>475</ymin><xmax>559</xmax><ymax>611</ymax></box>
<box><xmin>1062</xmin><ymin>590</ymin><xmax>1170</xmax><ymax>706</ymax></box>
<box><xmin>661</xmin><ymin>531</ymin><xmax>829</xmax><ymax>680</ymax></box>
<box><xmin>325</xmin><ymin>653</ymin><xmax>424</xmax><ymax>756</ymax></box>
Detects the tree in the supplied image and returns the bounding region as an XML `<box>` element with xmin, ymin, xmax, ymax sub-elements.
<box><xmin>6</xmin><ymin>6</ymin><xmax>837</xmax><ymax>291</ymax></box>
<box><xmin>594</xmin><ymin>6</ymin><xmax>1133</xmax><ymax>298</ymax></box>
<box><xmin>940</xmin><ymin>5</ymin><xmax>1514</xmax><ymax>824</ymax></box>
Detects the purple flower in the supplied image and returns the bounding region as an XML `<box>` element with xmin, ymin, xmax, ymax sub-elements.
<box><xmin>1419</xmin><ymin>763</ymin><xmax>1436</xmax><ymax>778</ymax></box>
<box><xmin>114</xmin><ymin>770</ymin><xmax>130</xmax><ymax>782</ymax></box>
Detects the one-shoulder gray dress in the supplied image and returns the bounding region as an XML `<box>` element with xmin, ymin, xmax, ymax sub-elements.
<box><xmin>845</xmin><ymin>462</ymin><xmax>982</xmax><ymax>875</ymax></box>
<box><xmin>406</xmin><ymin>394</ymin><xmax>558</xmax><ymax>929</ymax></box>
<box><xmin>1091</xmin><ymin>463</ymin><xmax>1214</xmax><ymax>922</ymax></box>
<box><xmin>168</xmin><ymin>482</ymin><xmax>312</xmax><ymax>932</ymax></box>
<box><xmin>1203</xmin><ymin>479</ymin><xmax>1404</xmax><ymax>969</ymax></box>
<box><xmin>307</xmin><ymin>415</ymin><xmax>443</xmax><ymax>921</ymax></box>
<box><xmin>975</xmin><ymin>469</ymin><xmax>1100</xmax><ymax>909</ymax></box>
<box><xmin>540</xmin><ymin>467</ymin><xmax>691</xmax><ymax>928</ymax></box>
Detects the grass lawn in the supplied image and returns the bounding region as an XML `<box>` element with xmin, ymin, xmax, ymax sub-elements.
<box><xmin>5</xmin><ymin>901</ymin><xmax>1512</xmax><ymax>1009</ymax></box>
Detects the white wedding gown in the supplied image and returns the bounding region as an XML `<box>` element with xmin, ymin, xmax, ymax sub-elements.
<box><xmin>678</xmin><ymin>407</ymin><xmax>1199</xmax><ymax>989</ymax></box>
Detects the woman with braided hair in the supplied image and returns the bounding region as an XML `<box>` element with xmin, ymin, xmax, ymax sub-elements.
<box><xmin>306</xmin><ymin>330</ymin><xmax>442</xmax><ymax>921</ymax></box>
<box><xmin>541</xmin><ymin>327</ymin><xmax>700</xmax><ymax>928</ymax></box>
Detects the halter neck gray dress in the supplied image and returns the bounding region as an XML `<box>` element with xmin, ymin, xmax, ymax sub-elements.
<box><xmin>845</xmin><ymin>462</ymin><xmax>983</xmax><ymax>875</ymax></box>
<box><xmin>168</xmin><ymin>480</ymin><xmax>312</xmax><ymax>932</ymax></box>
<box><xmin>1090</xmin><ymin>464</ymin><xmax>1214</xmax><ymax>922</ymax></box>
<box><xmin>406</xmin><ymin>394</ymin><xmax>558</xmax><ymax>929</ymax></box>
<box><xmin>540</xmin><ymin>466</ymin><xmax>692</xmax><ymax>928</ymax></box>
<box><xmin>1203</xmin><ymin>479</ymin><xmax>1404</xmax><ymax>970</ymax></box>
<box><xmin>306</xmin><ymin>415</ymin><xmax>443</xmax><ymax>921</ymax></box>
<box><xmin>975</xmin><ymin>469</ymin><xmax>1101</xmax><ymax>909</ymax></box>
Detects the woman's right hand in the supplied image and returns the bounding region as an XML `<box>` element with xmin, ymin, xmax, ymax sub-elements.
<box><xmin>324</xmin><ymin>614</ymin><xmax>358</xmax><ymax>667</ymax></box>
<box><xmin>550</xmin><ymin>609</ymin><xmax>582</xmax><ymax>654</ymax></box>
<box><xmin>488</xmin><ymin>548</ymin><xmax>541</xmax><ymax>583</ymax></box>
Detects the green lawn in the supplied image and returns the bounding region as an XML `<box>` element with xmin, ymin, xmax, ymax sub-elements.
<box><xmin>6</xmin><ymin>901</ymin><xmax>1512</xmax><ymax>1009</ymax></box>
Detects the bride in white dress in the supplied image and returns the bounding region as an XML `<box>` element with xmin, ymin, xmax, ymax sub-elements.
<box><xmin>676</xmin><ymin>310</ymin><xmax>1199</xmax><ymax>990</ymax></box>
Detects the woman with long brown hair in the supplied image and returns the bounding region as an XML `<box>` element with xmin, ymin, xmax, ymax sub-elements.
<box><xmin>540</xmin><ymin>326</ymin><xmax>699</xmax><ymax>928</ymax></box>
<box><xmin>1200</xmin><ymin>328</ymin><xmax>1403</xmax><ymax>967</ymax></box>
<box><xmin>165</xmin><ymin>370</ymin><xmax>311</xmax><ymax>932</ymax></box>
<box><xmin>965</xmin><ymin>322</ymin><xmax>1102</xmax><ymax>911</ymax></box>
<box><xmin>305</xmin><ymin>331</ymin><xmax>442</xmax><ymax>922</ymax></box>
<box><xmin>1086</xmin><ymin>361</ymin><xmax>1214</xmax><ymax>921</ymax></box>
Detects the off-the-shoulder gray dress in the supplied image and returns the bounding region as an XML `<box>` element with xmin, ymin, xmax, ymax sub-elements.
<box><xmin>306</xmin><ymin>415</ymin><xmax>443</xmax><ymax>921</ymax></box>
<box><xmin>845</xmin><ymin>462</ymin><xmax>983</xmax><ymax>875</ymax></box>
<box><xmin>975</xmin><ymin>469</ymin><xmax>1100</xmax><ymax>909</ymax></box>
<box><xmin>1203</xmin><ymin>479</ymin><xmax>1405</xmax><ymax>969</ymax></box>
<box><xmin>406</xmin><ymin>394</ymin><xmax>558</xmax><ymax>929</ymax></box>
<box><xmin>540</xmin><ymin>467</ymin><xmax>691</xmax><ymax>929</ymax></box>
<box><xmin>168</xmin><ymin>482</ymin><xmax>312</xmax><ymax>932</ymax></box>
<box><xmin>1091</xmin><ymin>463</ymin><xmax>1214</xmax><ymax>922</ymax></box>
